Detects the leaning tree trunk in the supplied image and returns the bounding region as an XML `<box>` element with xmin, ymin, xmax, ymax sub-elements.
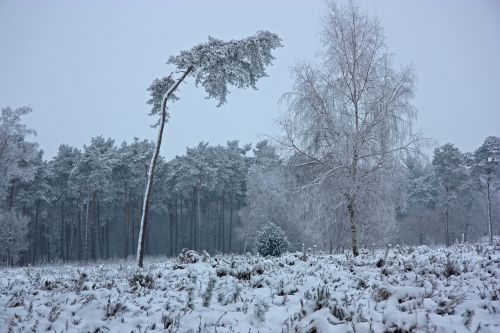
<box><xmin>136</xmin><ymin>66</ymin><xmax>193</xmax><ymax>268</ymax></box>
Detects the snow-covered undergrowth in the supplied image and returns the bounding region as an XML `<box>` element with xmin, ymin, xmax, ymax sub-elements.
<box><xmin>1</xmin><ymin>242</ymin><xmax>499</xmax><ymax>333</ymax></box>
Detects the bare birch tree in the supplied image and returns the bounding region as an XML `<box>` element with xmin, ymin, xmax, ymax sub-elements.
<box><xmin>279</xmin><ymin>0</ymin><xmax>418</xmax><ymax>256</ymax></box>
<box><xmin>137</xmin><ymin>31</ymin><xmax>282</xmax><ymax>267</ymax></box>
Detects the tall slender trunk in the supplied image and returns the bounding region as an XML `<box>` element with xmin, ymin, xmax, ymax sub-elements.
<box><xmin>190</xmin><ymin>191</ymin><xmax>195</xmax><ymax>249</ymax></box>
<box><xmin>486</xmin><ymin>179</ymin><xmax>493</xmax><ymax>245</ymax></box>
<box><xmin>131</xmin><ymin>198</ymin><xmax>135</xmax><ymax>255</ymax></box>
<box><xmin>196</xmin><ymin>182</ymin><xmax>201</xmax><ymax>251</ymax></box>
<box><xmin>106</xmin><ymin>217</ymin><xmax>109</xmax><ymax>259</ymax></box>
<box><xmin>85</xmin><ymin>189</ymin><xmax>91</xmax><ymax>261</ymax></box>
<box><xmin>35</xmin><ymin>202</ymin><xmax>41</xmax><ymax>261</ymax></box>
<box><xmin>172</xmin><ymin>192</ymin><xmax>179</xmax><ymax>256</ymax></box>
<box><xmin>169</xmin><ymin>210</ymin><xmax>174</xmax><ymax>256</ymax></box>
<box><xmin>180</xmin><ymin>190</ymin><xmax>184</xmax><ymax>250</ymax></box>
<box><xmin>97</xmin><ymin>198</ymin><xmax>102</xmax><ymax>259</ymax></box>
<box><xmin>65</xmin><ymin>202</ymin><xmax>70</xmax><ymax>261</ymax></box>
<box><xmin>174</xmin><ymin>193</ymin><xmax>179</xmax><ymax>254</ymax></box>
<box><xmin>214</xmin><ymin>197</ymin><xmax>219</xmax><ymax>251</ymax></box>
<box><xmin>221</xmin><ymin>193</ymin><xmax>225</xmax><ymax>253</ymax></box>
<box><xmin>78</xmin><ymin>193</ymin><xmax>83</xmax><ymax>261</ymax></box>
<box><xmin>136</xmin><ymin>66</ymin><xmax>193</xmax><ymax>268</ymax></box>
<box><xmin>445</xmin><ymin>187</ymin><xmax>450</xmax><ymax>247</ymax></box>
<box><xmin>445</xmin><ymin>208</ymin><xmax>450</xmax><ymax>247</ymax></box>
<box><xmin>33</xmin><ymin>201</ymin><xmax>40</xmax><ymax>262</ymax></box>
<box><xmin>124</xmin><ymin>182</ymin><xmax>129</xmax><ymax>258</ymax></box>
<box><xmin>206</xmin><ymin>196</ymin><xmax>212</xmax><ymax>253</ymax></box>
<box><xmin>218</xmin><ymin>196</ymin><xmax>222</xmax><ymax>251</ymax></box>
<box><xmin>229</xmin><ymin>194</ymin><xmax>233</xmax><ymax>253</ymax></box>
<box><xmin>60</xmin><ymin>199</ymin><xmax>65</xmax><ymax>261</ymax></box>
<box><xmin>350</xmin><ymin>41</ymin><xmax>360</xmax><ymax>258</ymax></box>
<box><xmin>92</xmin><ymin>191</ymin><xmax>97</xmax><ymax>260</ymax></box>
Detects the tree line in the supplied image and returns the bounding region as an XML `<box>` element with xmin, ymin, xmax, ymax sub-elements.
<box><xmin>1</xmin><ymin>105</ymin><xmax>497</xmax><ymax>266</ymax></box>
<box><xmin>0</xmin><ymin>107</ymin><xmax>257</xmax><ymax>265</ymax></box>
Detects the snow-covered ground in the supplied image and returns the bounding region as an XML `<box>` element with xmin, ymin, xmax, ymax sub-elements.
<box><xmin>1</xmin><ymin>242</ymin><xmax>499</xmax><ymax>333</ymax></box>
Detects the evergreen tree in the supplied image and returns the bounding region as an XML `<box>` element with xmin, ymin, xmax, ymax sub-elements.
<box><xmin>432</xmin><ymin>144</ymin><xmax>467</xmax><ymax>246</ymax></box>
<box><xmin>472</xmin><ymin>136</ymin><xmax>500</xmax><ymax>243</ymax></box>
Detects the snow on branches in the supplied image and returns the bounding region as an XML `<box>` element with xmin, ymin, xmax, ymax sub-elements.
<box><xmin>167</xmin><ymin>30</ymin><xmax>282</xmax><ymax>106</ymax></box>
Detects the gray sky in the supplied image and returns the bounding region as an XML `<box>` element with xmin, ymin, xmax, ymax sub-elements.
<box><xmin>1</xmin><ymin>0</ymin><xmax>499</xmax><ymax>159</ymax></box>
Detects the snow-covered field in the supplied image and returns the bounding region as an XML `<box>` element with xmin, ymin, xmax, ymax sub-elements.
<box><xmin>1</xmin><ymin>242</ymin><xmax>499</xmax><ymax>333</ymax></box>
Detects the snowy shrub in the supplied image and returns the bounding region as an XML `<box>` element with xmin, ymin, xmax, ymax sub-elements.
<box><xmin>276</xmin><ymin>280</ymin><xmax>286</xmax><ymax>296</ymax></box>
<box><xmin>443</xmin><ymin>258</ymin><xmax>461</xmax><ymax>278</ymax></box>
<box><xmin>255</xmin><ymin>222</ymin><xmax>289</xmax><ymax>257</ymax></box>
<box><xmin>356</xmin><ymin>278</ymin><xmax>368</xmax><ymax>289</ymax></box>
<box><xmin>276</xmin><ymin>280</ymin><xmax>298</xmax><ymax>296</ymax></box>
<box><xmin>312</xmin><ymin>285</ymin><xmax>331</xmax><ymax>310</ymax></box>
<box><xmin>231</xmin><ymin>269</ymin><xmax>252</xmax><ymax>281</ymax></box>
<box><xmin>376</xmin><ymin>258</ymin><xmax>385</xmax><ymax>268</ymax></box>
<box><xmin>6</xmin><ymin>295</ymin><xmax>24</xmax><ymax>308</ymax></box>
<box><xmin>202</xmin><ymin>276</ymin><xmax>217</xmax><ymax>307</ymax></box>
<box><xmin>284</xmin><ymin>254</ymin><xmax>297</xmax><ymax>266</ymax></box>
<box><xmin>186</xmin><ymin>285</ymin><xmax>195</xmax><ymax>310</ymax></box>
<box><xmin>161</xmin><ymin>312</ymin><xmax>176</xmax><ymax>330</ymax></box>
<box><xmin>462</xmin><ymin>309</ymin><xmax>474</xmax><ymax>329</ymax></box>
<box><xmin>48</xmin><ymin>304</ymin><xmax>61</xmax><ymax>322</ymax></box>
<box><xmin>373</xmin><ymin>287</ymin><xmax>391</xmax><ymax>302</ymax></box>
<box><xmin>253</xmin><ymin>299</ymin><xmax>269</xmax><ymax>322</ymax></box>
<box><xmin>216</xmin><ymin>266</ymin><xmax>229</xmax><ymax>277</ymax></box>
<box><xmin>252</xmin><ymin>264</ymin><xmax>265</xmax><ymax>275</ymax></box>
<box><xmin>128</xmin><ymin>273</ymin><xmax>154</xmax><ymax>291</ymax></box>
<box><xmin>178</xmin><ymin>248</ymin><xmax>201</xmax><ymax>264</ymax></box>
<box><xmin>330</xmin><ymin>302</ymin><xmax>349</xmax><ymax>321</ymax></box>
<box><xmin>251</xmin><ymin>277</ymin><xmax>264</xmax><ymax>288</ymax></box>
<box><xmin>232</xmin><ymin>284</ymin><xmax>243</xmax><ymax>303</ymax></box>
<box><xmin>105</xmin><ymin>296</ymin><xmax>126</xmax><ymax>318</ymax></box>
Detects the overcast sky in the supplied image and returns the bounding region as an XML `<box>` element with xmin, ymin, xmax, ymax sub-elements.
<box><xmin>1</xmin><ymin>0</ymin><xmax>499</xmax><ymax>159</ymax></box>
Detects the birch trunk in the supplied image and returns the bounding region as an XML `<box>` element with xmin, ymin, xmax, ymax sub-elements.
<box><xmin>347</xmin><ymin>194</ymin><xmax>359</xmax><ymax>256</ymax></box>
